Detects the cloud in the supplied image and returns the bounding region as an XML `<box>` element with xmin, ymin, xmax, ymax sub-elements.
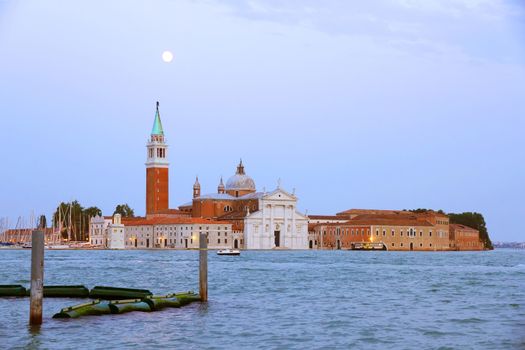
<box><xmin>210</xmin><ymin>0</ymin><xmax>525</xmax><ymax>64</ymax></box>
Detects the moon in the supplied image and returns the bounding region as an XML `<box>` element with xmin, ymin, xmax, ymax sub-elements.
<box><xmin>161</xmin><ymin>51</ymin><xmax>173</xmax><ymax>63</ymax></box>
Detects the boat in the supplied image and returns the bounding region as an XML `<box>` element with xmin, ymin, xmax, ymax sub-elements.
<box><xmin>47</xmin><ymin>244</ymin><xmax>71</xmax><ymax>249</ymax></box>
<box><xmin>21</xmin><ymin>242</ymin><xmax>32</xmax><ymax>249</ymax></box>
<box><xmin>217</xmin><ymin>249</ymin><xmax>240</xmax><ymax>256</ymax></box>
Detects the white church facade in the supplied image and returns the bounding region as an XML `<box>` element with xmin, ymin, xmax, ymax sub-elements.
<box><xmin>244</xmin><ymin>188</ymin><xmax>308</xmax><ymax>249</ymax></box>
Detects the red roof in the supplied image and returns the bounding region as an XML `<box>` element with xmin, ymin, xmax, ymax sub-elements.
<box><xmin>311</xmin><ymin>214</ymin><xmax>433</xmax><ymax>228</ymax></box>
<box><xmin>122</xmin><ymin>217</ymin><xmax>228</xmax><ymax>226</ymax></box>
<box><xmin>450</xmin><ymin>224</ymin><xmax>478</xmax><ymax>232</ymax></box>
<box><xmin>308</xmin><ymin>215</ymin><xmax>350</xmax><ymax>220</ymax></box>
<box><xmin>218</xmin><ymin>211</ymin><xmax>247</xmax><ymax>220</ymax></box>
<box><xmin>348</xmin><ymin>214</ymin><xmax>433</xmax><ymax>227</ymax></box>
<box><xmin>336</xmin><ymin>208</ymin><xmax>448</xmax><ymax>218</ymax></box>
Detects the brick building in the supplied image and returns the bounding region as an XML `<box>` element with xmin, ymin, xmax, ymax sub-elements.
<box><xmin>449</xmin><ymin>224</ymin><xmax>483</xmax><ymax>250</ymax></box>
<box><xmin>309</xmin><ymin>210</ymin><xmax>474</xmax><ymax>251</ymax></box>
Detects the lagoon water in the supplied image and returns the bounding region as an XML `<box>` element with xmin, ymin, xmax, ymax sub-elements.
<box><xmin>0</xmin><ymin>249</ymin><xmax>523</xmax><ymax>349</ymax></box>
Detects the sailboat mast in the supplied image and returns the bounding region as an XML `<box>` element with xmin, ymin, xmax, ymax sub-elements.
<box><xmin>68</xmin><ymin>202</ymin><xmax>72</xmax><ymax>242</ymax></box>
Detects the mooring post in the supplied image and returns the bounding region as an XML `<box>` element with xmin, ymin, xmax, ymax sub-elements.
<box><xmin>29</xmin><ymin>230</ymin><xmax>44</xmax><ymax>326</ymax></box>
<box><xmin>199</xmin><ymin>232</ymin><xmax>208</xmax><ymax>302</ymax></box>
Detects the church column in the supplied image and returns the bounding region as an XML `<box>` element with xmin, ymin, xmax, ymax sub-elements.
<box><xmin>283</xmin><ymin>205</ymin><xmax>288</xmax><ymax>248</ymax></box>
<box><xmin>291</xmin><ymin>205</ymin><xmax>296</xmax><ymax>248</ymax></box>
<box><xmin>259</xmin><ymin>201</ymin><xmax>264</xmax><ymax>249</ymax></box>
<box><xmin>270</xmin><ymin>204</ymin><xmax>274</xmax><ymax>248</ymax></box>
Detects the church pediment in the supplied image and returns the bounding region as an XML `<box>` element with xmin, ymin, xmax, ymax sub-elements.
<box><xmin>263</xmin><ymin>188</ymin><xmax>296</xmax><ymax>201</ymax></box>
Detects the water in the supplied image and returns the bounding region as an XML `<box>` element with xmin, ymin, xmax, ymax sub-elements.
<box><xmin>0</xmin><ymin>249</ymin><xmax>524</xmax><ymax>349</ymax></box>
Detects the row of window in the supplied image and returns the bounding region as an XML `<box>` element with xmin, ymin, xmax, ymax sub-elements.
<box><xmin>130</xmin><ymin>231</ymin><xmax>229</xmax><ymax>239</ymax></box>
<box><xmin>125</xmin><ymin>238</ymin><xmax>244</xmax><ymax>247</ymax></box>
<box><xmin>391</xmin><ymin>242</ymin><xmax>433</xmax><ymax>248</ymax></box>
<box><xmin>148</xmin><ymin>148</ymin><xmax>166</xmax><ymax>159</ymax></box>
<box><xmin>129</xmin><ymin>225</ymin><xmax>228</xmax><ymax>232</ymax></box>
<box><xmin>375</xmin><ymin>228</ymin><xmax>427</xmax><ymax>238</ymax></box>
<box><xmin>323</xmin><ymin>228</ymin><xmax>442</xmax><ymax>238</ymax></box>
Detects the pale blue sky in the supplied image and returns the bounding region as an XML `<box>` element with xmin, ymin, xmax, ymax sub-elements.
<box><xmin>0</xmin><ymin>0</ymin><xmax>524</xmax><ymax>241</ymax></box>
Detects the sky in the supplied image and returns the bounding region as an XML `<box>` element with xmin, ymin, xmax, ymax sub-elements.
<box><xmin>0</xmin><ymin>0</ymin><xmax>524</xmax><ymax>241</ymax></box>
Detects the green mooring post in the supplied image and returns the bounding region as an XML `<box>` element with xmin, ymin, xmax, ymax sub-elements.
<box><xmin>199</xmin><ymin>232</ymin><xmax>208</xmax><ymax>301</ymax></box>
<box><xmin>29</xmin><ymin>230</ymin><xmax>44</xmax><ymax>325</ymax></box>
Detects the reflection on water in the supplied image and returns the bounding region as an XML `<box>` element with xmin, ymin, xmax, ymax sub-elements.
<box><xmin>0</xmin><ymin>249</ymin><xmax>524</xmax><ymax>349</ymax></box>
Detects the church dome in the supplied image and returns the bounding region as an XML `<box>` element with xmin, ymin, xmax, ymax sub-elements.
<box><xmin>225</xmin><ymin>160</ymin><xmax>256</xmax><ymax>191</ymax></box>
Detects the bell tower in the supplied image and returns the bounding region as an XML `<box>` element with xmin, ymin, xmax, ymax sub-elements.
<box><xmin>146</xmin><ymin>101</ymin><xmax>169</xmax><ymax>215</ymax></box>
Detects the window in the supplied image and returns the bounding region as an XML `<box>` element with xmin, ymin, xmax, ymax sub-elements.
<box><xmin>382</xmin><ymin>230</ymin><xmax>386</xmax><ymax>236</ymax></box>
<box><xmin>392</xmin><ymin>243</ymin><xmax>395</xmax><ymax>247</ymax></box>
<box><xmin>391</xmin><ymin>229</ymin><xmax>395</xmax><ymax>236</ymax></box>
<box><xmin>225</xmin><ymin>239</ymin><xmax>227</xmax><ymax>244</ymax></box>
<box><xmin>218</xmin><ymin>239</ymin><xmax>221</xmax><ymax>244</ymax></box>
<box><xmin>429</xmin><ymin>231</ymin><xmax>432</xmax><ymax>236</ymax></box>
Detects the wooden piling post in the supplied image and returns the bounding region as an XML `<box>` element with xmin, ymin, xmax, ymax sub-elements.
<box><xmin>199</xmin><ymin>232</ymin><xmax>208</xmax><ymax>302</ymax></box>
<box><xmin>29</xmin><ymin>230</ymin><xmax>44</xmax><ymax>325</ymax></box>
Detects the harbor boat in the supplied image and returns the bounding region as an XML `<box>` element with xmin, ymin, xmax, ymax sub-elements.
<box><xmin>217</xmin><ymin>249</ymin><xmax>240</xmax><ymax>256</ymax></box>
<box><xmin>352</xmin><ymin>242</ymin><xmax>387</xmax><ymax>250</ymax></box>
<box><xmin>21</xmin><ymin>242</ymin><xmax>32</xmax><ymax>249</ymax></box>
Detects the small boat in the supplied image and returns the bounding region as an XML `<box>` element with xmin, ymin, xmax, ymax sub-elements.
<box><xmin>21</xmin><ymin>242</ymin><xmax>32</xmax><ymax>249</ymax></box>
<box><xmin>48</xmin><ymin>244</ymin><xmax>71</xmax><ymax>249</ymax></box>
<box><xmin>217</xmin><ymin>249</ymin><xmax>240</xmax><ymax>256</ymax></box>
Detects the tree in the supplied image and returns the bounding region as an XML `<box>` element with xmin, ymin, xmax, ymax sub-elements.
<box><xmin>448</xmin><ymin>212</ymin><xmax>493</xmax><ymax>250</ymax></box>
<box><xmin>406</xmin><ymin>208</ymin><xmax>445</xmax><ymax>214</ymax></box>
<box><xmin>114</xmin><ymin>204</ymin><xmax>134</xmax><ymax>218</ymax></box>
<box><xmin>84</xmin><ymin>206</ymin><xmax>102</xmax><ymax>218</ymax></box>
<box><xmin>52</xmin><ymin>201</ymin><xmax>102</xmax><ymax>242</ymax></box>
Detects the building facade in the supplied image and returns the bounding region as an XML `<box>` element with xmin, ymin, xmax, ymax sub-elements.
<box><xmin>90</xmin><ymin>215</ymin><xmax>112</xmax><ymax>247</ymax></box>
<box><xmin>123</xmin><ymin>217</ymin><xmax>233</xmax><ymax>249</ymax></box>
<box><xmin>244</xmin><ymin>188</ymin><xmax>308</xmax><ymax>249</ymax></box>
<box><xmin>450</xmin><ymin>224</ymin><xmax>483</xmax><ymax>250</ymax></box>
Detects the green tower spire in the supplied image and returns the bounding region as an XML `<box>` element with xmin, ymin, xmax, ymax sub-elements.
<box><xmin>151</xmin><ymin>101</ymin><xmax>164</xmax><ymax>136</ymax></box>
